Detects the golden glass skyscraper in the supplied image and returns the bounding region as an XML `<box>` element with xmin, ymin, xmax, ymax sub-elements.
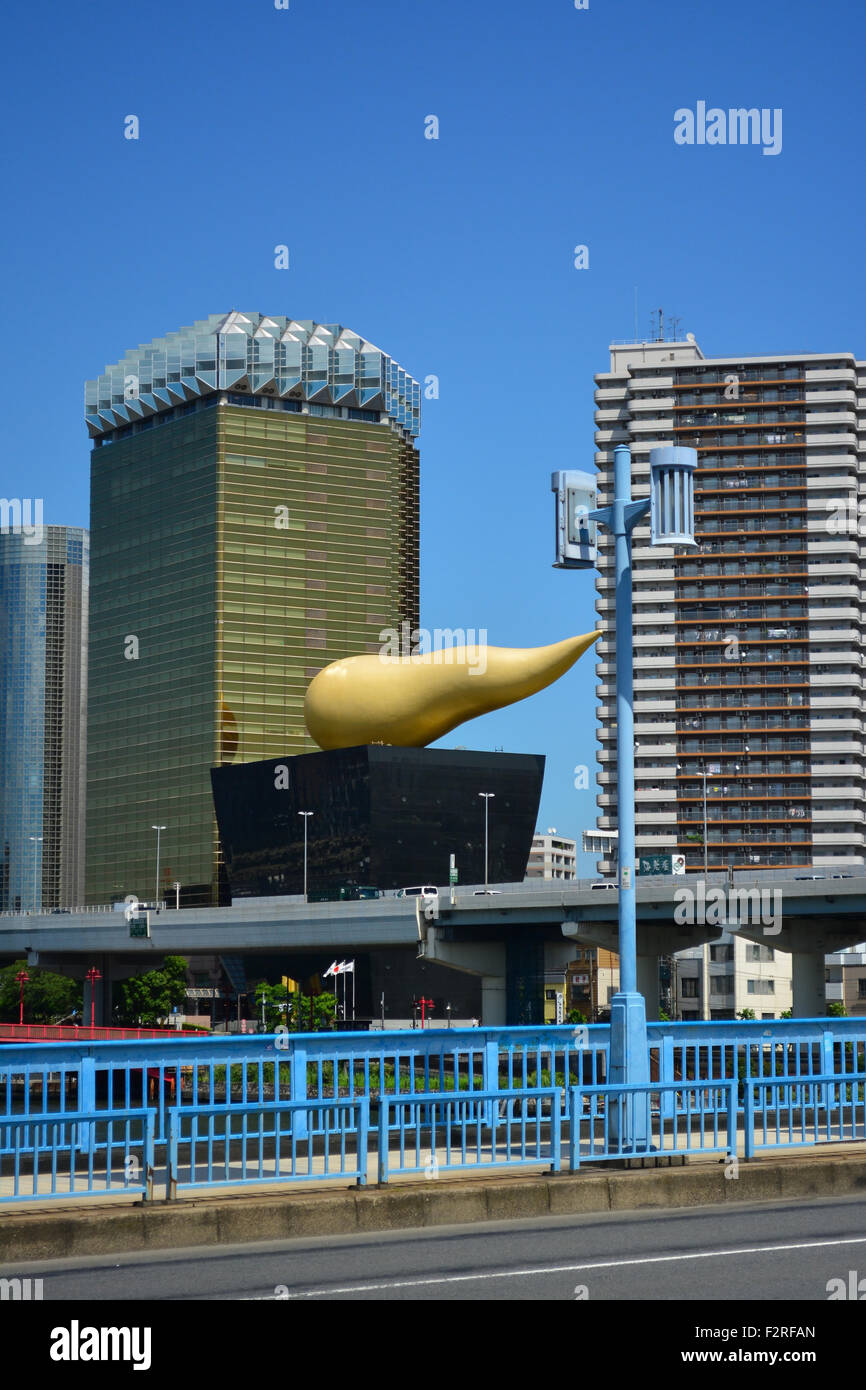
<box><xmin>85</xmin><ymin>312</ymin><xmax>420</xmax><ymax>905</ymax></box>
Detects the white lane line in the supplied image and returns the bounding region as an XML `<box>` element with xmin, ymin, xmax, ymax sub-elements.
<box><xmin>255</xmin><ymin>1234</ymin><xmax>866</xmax><ymax>1297</ymax></box>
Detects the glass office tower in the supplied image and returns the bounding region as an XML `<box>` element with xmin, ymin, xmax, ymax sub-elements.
<box><xmin>85</xmin><ymin>312</ymin><xmax>420</xmax><ymax>906</ymax></box>
<box><xmin>0</xmin><ymin>527</ymin><xmax>89</xmax><ymax>911</ymax></box>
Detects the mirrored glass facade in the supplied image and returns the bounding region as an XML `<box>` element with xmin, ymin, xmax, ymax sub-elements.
<box><xmin>0</xmin><ymin>528</ymin><xmax>88</xmax><ymax>911</ymax></box>
<box><xmin>211</xmin><ymin>747</ymin><xmax>546</xmax><ymax>898</ymax></box>
<box><xmin>85</xmin><ymin>314</ymin><xmax>420</xmax><ymax>907</ymax></box>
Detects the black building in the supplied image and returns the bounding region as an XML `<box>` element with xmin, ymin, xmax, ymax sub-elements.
<box><xmin>211</xmin><ymin>745</ymin><xmax>545</xmax><ymax>898</ymax></box>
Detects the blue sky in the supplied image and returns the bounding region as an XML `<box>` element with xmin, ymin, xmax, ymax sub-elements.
<box><xmin>2</xmin><ymin>0</ymin><xmax>864</xmax><ymax>870</ymax></box>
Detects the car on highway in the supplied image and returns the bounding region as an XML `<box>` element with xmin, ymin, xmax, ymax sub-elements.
<box><xmin>396</xmin><ymin>885</ymin><xmax>438</xmax><ymax>900</ymax></box>
<box><xmin>590</xmin><ymin>880</ymin><xmax>616</xmax><ymax>890</ymax></box>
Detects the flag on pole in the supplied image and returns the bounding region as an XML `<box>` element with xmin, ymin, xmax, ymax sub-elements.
<box><xmin>340</xmin><ymin>960</ymin><xmax>355</xmax><ymax>973</ymax></box>
<box><xmin>323</xmin><ymin>961</ymin><xmax>339</xmax><ymax>979</ymax></box>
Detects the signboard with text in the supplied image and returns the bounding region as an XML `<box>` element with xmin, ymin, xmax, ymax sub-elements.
<box><xmin>637</xmin><ymin>854</ymin><xmax>685</xmax><ymax>877</ymax></box>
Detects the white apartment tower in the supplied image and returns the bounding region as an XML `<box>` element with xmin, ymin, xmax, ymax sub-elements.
<box><xmin>594</xmin><ymin>334</ymin><xmax>864</xmax><ymax>875</ymax></box>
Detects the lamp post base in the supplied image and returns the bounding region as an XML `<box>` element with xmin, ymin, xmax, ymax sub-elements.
<box><xmin>609</xmin><ymin>991</ymin><xmax>651</xmax><ymax>1152</ymax></box>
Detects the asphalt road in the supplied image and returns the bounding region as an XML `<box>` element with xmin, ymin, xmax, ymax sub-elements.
<box><xmin>4</xmin><ymin>1193</ymin><xmax>866</xmax><ymax>1301</ymax></box>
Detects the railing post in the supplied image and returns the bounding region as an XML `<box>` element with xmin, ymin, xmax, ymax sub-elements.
<box><xmin>79</xmin><ymin>1054</ymin><xmax>95</xmax><ymax>1155</ymax></box>
<box><xmin>550</xmin><ymin>1090</ymin><xmax>562</xmax><ymax>1174</ymax></box>
<box><xmin>377</xmin><ymin>1096</ymin><xmax>389</xmax><ymax>1185</ymax></box>
<box><xmin>743</xmin><ymin>1080</ymin><xmax>755</xmax><ymax>1161</ymax></box>
<box><xmin>726</xmin><ymin>1080</ymin><xmax>738</xmax><ymax>1167</ymax></box>
<box><xmin>821</xmin><ymin>1028</ymin><xmax>834</xmax><ymax>1117</ymax></box>
<box><xmin>660</xmin><ymin>1032</ymin><xmax>676</xmax><ymax>1121</ymax></box>
<box><xmin>167</xmin><ymin>1108</ymin><xmax>178</xmax><ymax>1199</ymax></box>
<box><xmin>482</xmin><ymin>1034</ymin><xmax>499</xmax><ymax>1127</ymax></box>
<box><xmin>143</xmin><ymin>1110</ymin><xmax>154</xmax><ymax>1202</ymax></box>
<box><xmin>290</xmin><ymin>1040</ymin><xmax>308</xmax><ymax>1140</ymax></box>
<box><xmin>569</xmin><ymin>1085</ymin><xmax>581</xmax><ymax>1170</ymax></box>
<box><xmin>357</xmin><ymin>1098</ymin><xmax>369</xmax><ymax>1188</ymax></box>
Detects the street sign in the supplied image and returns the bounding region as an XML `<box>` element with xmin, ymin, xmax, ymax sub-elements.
<box><xmin>638</xmin><ymin>854</ymin><xmax>674</xmax><ymax>877</ymax></box>
<box><xmin>128</xmin><ymin>914</ymin><xmax>149</xmax><ymax>939</ymax></box>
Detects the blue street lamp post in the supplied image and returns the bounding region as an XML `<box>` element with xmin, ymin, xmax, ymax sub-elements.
<box><xmin>554</xmin><ymin>443</ymin><xmax>697</xmax><ymax>1147</ymax></box>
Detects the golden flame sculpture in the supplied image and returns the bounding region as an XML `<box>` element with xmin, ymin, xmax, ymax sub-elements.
<box><xmin>304</xmin><ymin>632</ymin><xmax>601</xmax><ymax>750</ymax></box>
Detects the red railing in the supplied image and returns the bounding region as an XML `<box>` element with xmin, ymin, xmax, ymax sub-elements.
<box><xmin>0</xmin><ymin>1023</ymin><xmax>194</xmax><ymax>1043</ymax></box>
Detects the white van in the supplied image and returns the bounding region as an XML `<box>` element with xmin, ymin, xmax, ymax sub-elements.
<box><xmin>396</xmin><ymin>885</ymin><xmax>439</xmax><ymax>900</ymax></box>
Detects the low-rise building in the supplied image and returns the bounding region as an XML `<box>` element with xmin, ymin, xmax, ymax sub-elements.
<box><xmin>526</xmin><ymin>830</ymin><xmax>577</xmax><ymax>881</ymax></box>
<box><xmin>674</xmin><ymin>932</ymin><xmax>793</xmax><ymax>1019</ymax></box>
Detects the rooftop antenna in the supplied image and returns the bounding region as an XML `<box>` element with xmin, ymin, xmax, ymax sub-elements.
<box><xmin>668</xmin><ymin>314</ymin><xmax>683</xmax><ymax>340</ymax></box>
<box><xmin>657</xmin><ymin>308</ymin><xmax>664</xmax><ymax>341</ymax></box>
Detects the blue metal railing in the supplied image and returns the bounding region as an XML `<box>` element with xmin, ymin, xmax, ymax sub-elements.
<box><xmin>569</xmin><ymin>1080</ymin><xmax>737</xmax><ymax>1168</ymax></box>
<box><xmin>378</xmin><ymin>1087</ymin><xmax>561</xmax><ymax>1182</ymax></box>
<box><xmin>0</xmin><ymin>1108</ymin><xmax>153</xmax><ymax>1203</ymax></box>
<box><xmin>3</xmin><ymin>1021</ymin><xmax>866</xmax><ymax>1204</ymax></box>
<box><xmin>744</xmin><ymin>1072</ymin><xmax>866</xmax><ymax>1156</ymax></box>
<box><xmin>168</xmin><ymin>1097</ymin><xmax>369</xmax><ymax>1194</ymax></box>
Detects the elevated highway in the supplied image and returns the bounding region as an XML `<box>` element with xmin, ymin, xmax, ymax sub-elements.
<box><xmin>1</xmin><ymin>870</ymin><xmax>864</xmax><ymax>1022</ymax></box>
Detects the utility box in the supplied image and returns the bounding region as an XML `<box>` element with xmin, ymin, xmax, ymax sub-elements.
<box><xmin>551</xmin><ymin>470</ymin><xmax>598</xmax><ymax>569</ymax></box>
<box><xmin>649</xmin><ymin>446</ymin><xmax>698</xmax><ymax>547</ymax></box>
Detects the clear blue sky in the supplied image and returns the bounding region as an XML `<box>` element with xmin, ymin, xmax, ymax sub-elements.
<box><xmin>2</xmin><ymin>0</ymin><xmax>864</xmax><ymax>870</ymax></box>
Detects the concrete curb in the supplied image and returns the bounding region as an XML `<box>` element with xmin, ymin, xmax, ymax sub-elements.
<box><xmin>3</xmin><ymin>1153</ymin><xmax>866</xmax><ymax>1262</ymax></box>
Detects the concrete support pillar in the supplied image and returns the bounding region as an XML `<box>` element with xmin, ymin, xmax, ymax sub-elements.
<box><xmin>792</xmin><ymin>949</ymin><xmax>827</xmax><ymax>1018</ymax></box>
<box><xmin>481</xmin><ymin>975</ymin><xmax>507</xmax><ymax>1026</ymax></box>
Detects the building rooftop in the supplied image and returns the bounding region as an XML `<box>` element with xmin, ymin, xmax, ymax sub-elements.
<box><xmin>85</xmin><ymin>311</ymin><xmax>420</xmax><ymax>439</ymax></box>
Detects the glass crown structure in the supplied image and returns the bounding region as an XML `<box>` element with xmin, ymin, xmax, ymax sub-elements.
<box><xmin>85</xmin><ymin>312</ymin><xmax>420</xmax><ymax>441</ymax></box>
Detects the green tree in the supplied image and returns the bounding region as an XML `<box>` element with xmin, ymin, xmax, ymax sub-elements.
<box><xmin>0</xmin><ymin>959</ymin><xmax>81</xmax><ymax>1024</ymax></box>
<box><xmin>115</xmin><ymin>955</ymin><xmax>188</xmax><ymax>1026</ymax></box>
<box><xmin>828</xmin><ymin>1000</ymin><xmax>848</xmax><ymax>1018</ymax></box>
<box><xmin>249</xmin><ymin>979</ymin><xmax>339</xmax><ymax>1032</ymax></box>
<box><xmin>737</xmin><ymin>1007</ymin><xmax>756</xmax><ymax>1020</ymax></box>
<box><xmin>565</xmin><ymin>1008</ymin><xmax>587</xmax><ymax>1025</ymax></box>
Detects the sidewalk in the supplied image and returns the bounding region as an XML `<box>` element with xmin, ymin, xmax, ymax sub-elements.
<box><xmin>3</xmin><ymin>1145</ymin><xmax>866</xmax><ymax>1263</ymax></box>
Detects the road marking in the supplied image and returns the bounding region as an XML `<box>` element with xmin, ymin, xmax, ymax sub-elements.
<box><xmin>258</xmin><ymin>1234</ymin><xmax>866</xmax><ymax>1297</ymax></box>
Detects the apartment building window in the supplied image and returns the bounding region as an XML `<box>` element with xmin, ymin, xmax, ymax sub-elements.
<box><xmin>858</xmin><ymin>979</ymin><xmax>866</xmax><ymax>1000</ymax></box>
<box><xmin>710</xmin><ymin>944</ymin><xmax>733</xmax><ymax>962</ymax></box>
<box><xmin>747</xmin><ymin>979</ymin><xmax>775</xmax><ymax>995</ymax></box>
<box><xmin>746</xmin><ymin>944</ymin><xmax>775</xmax><ymax>962</ymax></box>
<box><xmin>681</xmin><ymin>979</ymin><xmax>700</xmax><ymax>998</ymax></box>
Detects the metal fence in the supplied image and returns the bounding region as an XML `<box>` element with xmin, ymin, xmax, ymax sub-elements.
<box><xmin>744</xmin><ymin>1072</ymin><xmax>866</xmax><ymax>1156</ymax></box>
<box><xmin>167</xmin><ymin>1097</ymin><xmax>369</xmax><ymax>1195</ymax></box>
<box><xmin>3</xmin><ymin>1020</ymin><xmax>866</xmax><ymax>1204</ymax></box>
<box><xmin>378</xmin><ymin>1087</ymin><xmax>561</xmax><ymax>1182</ymax></box>
<box><xmin>0</xmin><ymin>1108</ymin><xmax>153</xmax><ymax>1204</ymax></box>
<box><xmin>569</xmin><ymin>1080</ymin><xmax>737</xmax><ymax>1168</ymax></box>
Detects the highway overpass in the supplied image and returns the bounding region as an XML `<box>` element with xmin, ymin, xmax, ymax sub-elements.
<box><xmin>1</xmin><ymin>870</ymin><xmax>864</xmax><ymax>1022</ymax></box>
